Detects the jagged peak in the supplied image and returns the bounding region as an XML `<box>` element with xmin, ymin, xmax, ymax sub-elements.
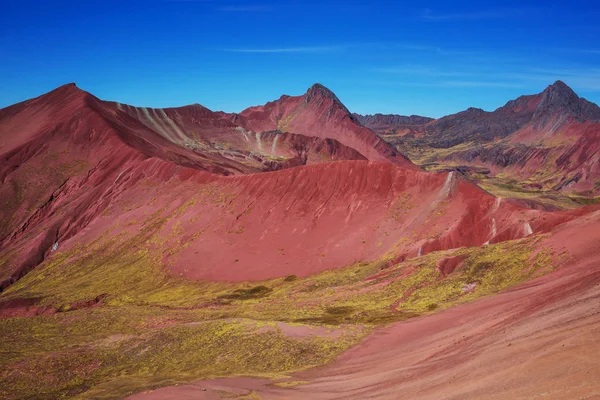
<box><xmin>547</xmin><ymin>80</ymin><xmax>572</xmax><ymax>91</ymax></box>
<box><xmin>301</xmin><ymin>83</ymin><xmax>352</xmax><ymax>118</ymax></box>
<box><xmin>305</xmin><ymin>83</ymin><xmax>336</xmax><ymax>98</ymax></box>
<box><xmin>533</xmin><ymin>80</ymin><xmax>600</xmax><ymax>125</ymax></box>
<box><xmin>541</xmin><ymin>80</ymin><xmax>578</xmax><ymax>102</ymax></box>
<box><xmin>537</xmin><ymin>81</ymin><xmax>580</xmax><ymax>112</ymax></box>
<box><xmin>303</xmin><ymin>82</ymin><xmax>346</xmax><ymax>105</ymax></box>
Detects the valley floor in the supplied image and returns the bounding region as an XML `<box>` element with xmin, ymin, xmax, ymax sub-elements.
<box><xmin>130</xmin><ymin>241</ymin><xmax>600</xmax><ymax>400</ymax></box>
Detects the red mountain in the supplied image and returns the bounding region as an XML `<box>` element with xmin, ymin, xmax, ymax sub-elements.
<box><xmin>384</xmin><ymin>81</ymin><xmax>600</xmax><ymax>195</ymax></box>
<box><xmin>227</xmin><ymin>83</ymin><xmax>417</xmax><ymax>168</ymax></box>
<box><xmin>1</xmin><ymin>82</ymin><xmax>600</xmax><ymax>399</ymax></box>
<box><xmin>0</xmin><ymin>83</ymin><xmax>367</xmax><ymax>290</ymax></box>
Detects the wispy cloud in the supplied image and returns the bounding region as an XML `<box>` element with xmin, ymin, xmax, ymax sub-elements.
<box><xmin>420</xmin><ymin>8</ymin><xmax>521</xmax><ymax>21</ymax></box>
<box><xmin>217</xmin><ymin>5</ymin><xmax>271</xmax><ymax>12</ymax></box>
<box><xmin>358</xmin><ymin>80</ymin><xmax>524</xmax><ymax>89</ymax></box>
<box><xmin>437</xmin><ymin>80</ymin><xmax>524</xmax><ymax>88</ymax></box>
<box><xmin>374</xmin><ymin>66</ymin><xmax>465</xmax><ymax>77</ymax></box>
<box><xmin>219</xmin><ymin>45</ymin><xmax>348</xmax><ymax>53</ymax></box>
<box><xmin>218</xmin><ymin>42</ymin><xmax>445</xmax><ymax>54</ymax></box>
<box><xmin>571</xmin><ymin>49</ymin><xmax>600</xmax><ymax>55</ymax></box>
<box><xmin>374</xmin><ymin>63</ymin><xmax>600</xmax><ymax>91</ymax></box>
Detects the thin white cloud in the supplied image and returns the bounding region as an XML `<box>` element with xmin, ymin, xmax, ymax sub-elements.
<box><xmin>217</xmin><ymin>5</ymin><xmax>271</xmax><ymax>12</ymax></box>
<box><xmin>374</xmin><ymin>66</ymin><xmax>465</xmax><ymax>77</ymax></box>
<box><xmin>578</xmin><ymin>49</ymin><xmax>600</xmax><ymax>54</ymax></box>
<box><xmin>219</xmin><ymin>42</ymin><xmax>443</xmax><ymax>54</ymax></box>
<box><xmin>374</xmin><ymin>63</ymin><xmax>600</xmax><ymax>91</ymax></box>
<box><xmin>551</xmin><ymin>47</ymin><xmax>600</xmax><ymax>55</ymax></box>
<box><xmin>421</xmin><ymin>8</ymin><xmax>521</xmax><ymax>21</ymax></box>
<box><xmin>438</xmin><ymin>80</ymin><xmax>524</xmax><ymax>88</ymax></box>
<box><xmin>361</xmin><ymin>80</ymin><xmax>524</xmax><ymax>89</ymax></box>
<box><xmin>219</xmin><ymin>45</ymin><xmax>347</xmax><ymax>53</ymax></box>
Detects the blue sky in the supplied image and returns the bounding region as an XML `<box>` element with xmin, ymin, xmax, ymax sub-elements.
<box><xmin>1</xmin><ymin>0</ymin><xmax>600</xmax><ymax>117</ymax></box>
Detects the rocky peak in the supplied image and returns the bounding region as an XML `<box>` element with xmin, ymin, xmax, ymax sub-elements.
<box><xmin>302</xmin><ymin>83</ymin><xmax>351</xmax><ymax>114</ymax></box>
<box><xmin>305</xmin><ymin>83</ymin><xmax>336</xmax><ymax>100</ymax></box>
<box><xmin>538</xmin><ymin>80</ymin><xmax>579</xmax><ymax>111</ymax></box>
<box><xmin>533</xmin><ymin>80</ymin><xmax>600</xmax><ymax>125</ymax></box>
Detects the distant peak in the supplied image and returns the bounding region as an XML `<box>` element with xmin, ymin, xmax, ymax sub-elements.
<box><xmin>39</xmin><ymin>82</ymin><xmax>87</xmax><ymax>101</ymax></box>
<box><xmin>302</xmin><ymin>83</ymin><xmax>350</xmax><ymax>113</ymax></box>
<box><xmin>54</xmin><ymin>82</ymin><xmax>79</xmax><ymax>91</ymax></box>
<box><xmin>304</xmin><ymin>83</ymin><xmax>337</xmax><ymax>100</ymax></box>
<box><xmin>465</xmin><ymin>107</ymin><xmax>485</xmax><ymax>114</ymax></box>
<box><xmin>309</xmin><ymin>83</ymin><xmax>328</xmax><ymax>91</ymax></box>
<box><xmin>352</xmin><ymin>113</ymin><xmax>434</xmax><ymax>126</ymax></box>
<box><xmin>538</xmin><ymin>80</ymin><xmax>579</xmax><ymax>108</ymax></box>
<box><xmin>48</xmin><ymin>82</ymin><xmax>84</xmax><ymax>96</ymax></box>
<box><xmin>543</xmin><ymin>80</ymin><xmax>577</xmax><ymax>97</ymax></box>
<box><xmin>549</xmin><ymin>80</ymin><xmax>570</xmax><ymax>89</ymax></box>
<box><xmin>533</xmin><ymin>80</ymin><xmax>600</xmax><ymax>125</ymax></box>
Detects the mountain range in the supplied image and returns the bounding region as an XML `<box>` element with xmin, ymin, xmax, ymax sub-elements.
<box><xmin>0</xmin><ymin>81</ymin><xmax>599</xmax><ymax>399</ymax></box>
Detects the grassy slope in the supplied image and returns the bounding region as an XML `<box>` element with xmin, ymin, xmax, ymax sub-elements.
<box><xmin>391</xmin><ymin>139</ymin><xmax>600</xmax><ymax>210</ymax></box>
<box><xmin>0</xmin><ymin>198</ymin><xmax>557</xmax><ymax>399</ymax></box>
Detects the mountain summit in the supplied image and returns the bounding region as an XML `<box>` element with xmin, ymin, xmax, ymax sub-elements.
<box><xmin>533</xmin><ymin>80</ymin><xmax>600</xmax><ymax>126</ymax></box>
<box><xmin>233</xmin><ymin>84</ymin><xmax>416</xmax><ymax>167</ymax></box>
<box><xmin>302</xmin><ymin>83</ymin><xmax>351</xmax><ymax>113</ymax></box>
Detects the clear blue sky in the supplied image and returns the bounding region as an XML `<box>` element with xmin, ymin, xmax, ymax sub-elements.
<box><xmin>1</xmin><ymin>0</ymin><xmax>600</xmax><ymax>117</ymax></box>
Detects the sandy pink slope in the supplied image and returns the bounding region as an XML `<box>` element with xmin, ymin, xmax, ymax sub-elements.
<box><xmin>130</xmin><ymin>208</ymin><xmax>600</xmax><ymax>400</ymax></box>
<box><xmin>48</xmin><ymin>160</ymin><xmax>589</xmax><ymax>284</ymax></box>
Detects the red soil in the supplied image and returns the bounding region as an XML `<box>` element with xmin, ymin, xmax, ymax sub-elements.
<box><xmin>43</xmin><ymin>160</ymin><xmax>588</xmax><ymax>284</ymax></box>
<box><xmin>2</xmin><ymin>83</ymin><xmax>600</xmax><ymax>399</ymax></box>
<box><xmin>129</xmin><ymin>209</ymin><xmax>600</xmax><ymax>400</ymax></box>
<box><xmin>0</xmin><ymin>84</ymin><xmax>373</xmax><ymax>289</ymax></box>
<box><xmin>1</xmin><ymin>83</ymin><xmax>597</xmax><ymax>290</ymax></box>
<box><xmin>112</xmin><ymin>101</ymin><xmax>367</xmax><ymax>171</ymax></box>
<box><xmin>230</xmin><ymin>84</ymin><xmax>416</xmax><ymax>168</ymax></box>
<box><xmin>500</xmin><ymin>120</ymin><xmax>600</xmax><ymax>192</ymax></box>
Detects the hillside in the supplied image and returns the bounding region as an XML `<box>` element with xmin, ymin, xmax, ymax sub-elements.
<box><xmin>379</xmin><ymin>81</ymin><xmax>600</xmax><ymax>203</ymax></box>
<box><xmin>0</xmin><ymin>83</ymin><xmax>599</xmax><ymax>399</ymax></box>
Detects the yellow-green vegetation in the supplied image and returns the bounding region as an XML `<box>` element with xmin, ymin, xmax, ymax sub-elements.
<box><xmin>0</xmin><ymin>198</ymin><xmax>558</xmax><ymax>398</ymax></box>
<box><xmin>390</xmin><ymin>141</ymin><xmax>599</xmax><ymax>210</ymax></box>
<box><xmin>0</xmin><ymin>312</ymin><xmax>360</xmax><ymax>399</ymax></box>
<box><xmin>385</xmin><ymin>137</ymin><xmax>600</xmax><ymax>209</ymax></box>
<box><xmin>477</xmin><ymin>178</ymin><xmax>600</xmax><ymax>209</ymax></box>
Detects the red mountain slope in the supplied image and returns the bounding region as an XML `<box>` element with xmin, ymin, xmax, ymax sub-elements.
<box><xmin>132</xmin><ymin>207</ymin><xmax>600</xmax><ymax>400</ymax></box>
<box><xmin>2</xmin><ymin>154</ymin><xmax>590</xmax><ymax>290</ymax></box>
<box><xmin>112</xmin><ymin>101</ymin><xmax>367</xmax><ymax>171</ymax></box>
<box><xmin>385</xmin><ymin>81</ymin><xmax>600</xmax><ymax>194</ymax></box>
<box><xmin>0</xmin><ymin>84</ymin><xmax>365</xmax><ymax>289</ymax></box>
<box><xmin>229</xmin><ymin>84</ymin><xmax>416</xmax><ymax>168</ymax></box>
<box><xmin>1</xmin><ymin>83</ymin><xmax>600</xmax><ymax>400</ymax></box>
<box><xmin>0</xmin><ymin>83</ymin><xmax>594</xmax><ymax>291</ymax></box>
